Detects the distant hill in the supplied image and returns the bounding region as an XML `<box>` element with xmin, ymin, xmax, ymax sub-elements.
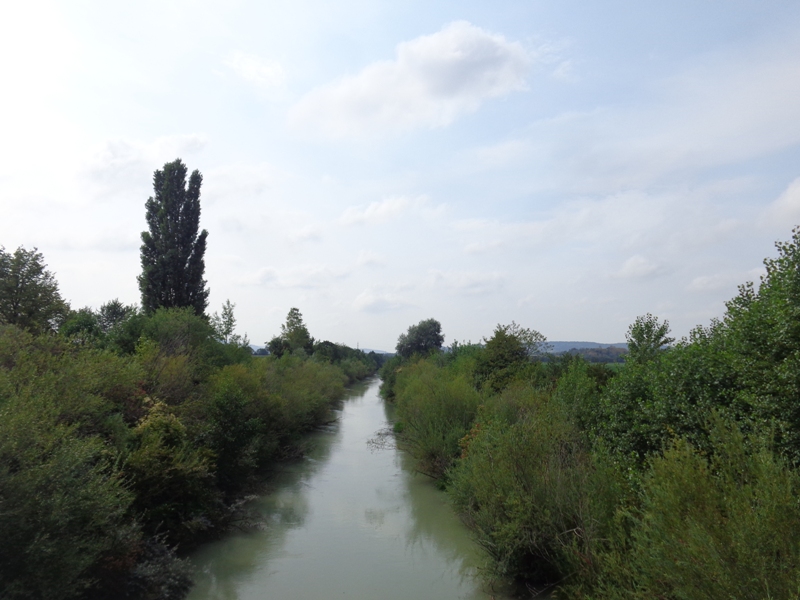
<box><xmin>249</xmin><ymin>344</ymin><xmax>393</xmax><ymax>356</ymax></box>
<box><xmin>547</xmin><ymin>341</ymin><xmax>627</xmax><ymax>353</ymax></box>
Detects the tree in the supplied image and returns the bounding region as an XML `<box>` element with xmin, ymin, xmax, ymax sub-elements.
<box><xmin>625</xmin><ymin>313</ymin><xmax>674</xmax><ymax>364</ymax></box>
<box><xmin>97</xmin><ymin>299</ymin><xmax>137</xmax><ymax>334</ymax></box>
<box><xmin>0</xmin><ymin>246</ymin><xmax>69</xmax><ymax>334</ymax></box>
<box><xmin>395</xmin><ymin>318</ymin><xmax>444</xmax><ymax>359</ymax></box>
<box><xmin>138</xmin><ymin>159</ymin><xmax>209</xmax><ymax>316</ymax></box>
<box><xmin>211</xmin><ymin>300</ymin><xmax>236</xmax><ymax>343</ymax></box>
<box><xmin>474</xmin><ymin>322</ymin><xmax>548</xmax><ymax>392</ymax></box>
<box><xmin>211</xmin><ymin>299</ymin><xmax>250</xmax><ymax>347</ymax></box>
<box><xmin>266</xmin><ymin>308</ymin><xmax>313</xmax><ymax>357</ymax></box>
<box><xmin>60</xmin><ymin>307</ymin><xmax>102</xmax><ymax>345</ymax></box>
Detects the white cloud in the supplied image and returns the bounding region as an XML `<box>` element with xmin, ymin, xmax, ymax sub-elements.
<box><xmin>528</xmin><ymin>44</ymin><xmax>800</xmax><ymax>194</ymax></box>
<box><xmin>472</xmin><ymin>139</ymin><xmax>532</xmax><ymax>169</ymax></box>
<box><xmin>464</xmin><ymin>239</ymin><xmax>503</xmax><ymax>254</ymax></box>
<box><xmin>223</xmin><ymin>51</ymin><xmax>285</xmax><ymax>91</ymax></box>
<box><xmin>687</xmin><ymin>274</ymin><xmax>733</xmax><ymax>292</ymax></box>
<box><xmin>353</xmin><ymin>289</ymin><xmax>410</xmax><ymax>313</ymax></box>
<box><xmin>239</xmin><ymin>265</ymin><xmax>350</xmax><ymax>289</ymax></box>
<box><xmin>615</xmin><ymin>255</ymin><xmax>662</xmax><ymax>279</ymax></box>
<box><xmin>357</xmin><ymin>250</ymin><xmax>386</xmax><ymax>267</ymax></box>
<box><xmin>84</xmin><ymin>134</ymin><xmax>208</xmax><ymax>200</ymax></box>
<box><xmin>429</xmin><ymin>269</ymin><xmax>504</xmax><ymax>296</ymax></box>
<box><xmin>288</xmin><ymin>21</ymin><xmax>531</xmax><ymax>138</ymax></box>
<box><xmin>289</xmin><ymin>226</ymin><xmax>322</xmax><ymax>243</ymax></box>
<box><xmin>763</xmin><ymin>177</ymin><xmax>800</xmax><ymax>227</ymax></box>
<box><xmin>339</xmin><ymin>195</ymin><xmax>436</xmax><ymax>226</ymax></box>
<box><xmin>204</xmin><ymin>163</ymin><xmax>282</xmax><ymax>203</ymax></box>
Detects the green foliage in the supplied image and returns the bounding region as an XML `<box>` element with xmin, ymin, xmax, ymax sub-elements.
<box><xmin>625</xmin><ymin>313</ymin><xmax>674</xmax><ymax>364</ymax></box>
<box><xmin>450</xmin><ymin>368</ymin><xmax>619</xmax><ymax>585</ymax></box>
<box><xmin>259</xmin><ymin>353</ymin><xmax>346</xmax><ymax>435</ymax></box>
<box><xmin>125</xmin><ymin>402</ymin><xmax>216</xmax><ymax>542</ymax></box>
<box><xmin>97</xmin><ymin>299</ymin><xmax>138</xmax><ymax>334</ymax></box>
<box><xmin>0</xmin><ymin>309</ymin><xmax>354</xmax><ymax>598</ymax></box>
<box><xmin>0</xmin><ymin>327</ymin><xmax>135</xmax><ymax>600</ymax></box>
<box><xmin>395</xmin><ymin>318</ymin><xmax>444</xmax><ymax>359</ymax></box>
<box><xmin>378</xmin><ymin>353</ymin><xmax>404</xmax><ymax>400</ymax></box>
<box><xmin>210</xmin><ymin>299</ymin><xmax>250</xmax><ymax>348</ymax></box>
<box><xmin>312</xmin><ymin>340</ymin><xmax>377</xmax><ymax>383</ymax></box>
<box><xmin>0</xmin><ymin>246</ymin><xmax>69</xmax><ymax>334</ymax></box>
<box><xmin>61</xmin><ymin>307</ymin><xmax>103</xmax><ymax>346</ymax></box>
<box><xmin>585</xmin><ymin>418</ymin><xmax>800</xmax><ymax>600</ymax></box>
<box><xmin>202</xmin><ymin>364</ymin><xmax>266</xmax><ymax>492</ymax></box>
<box><xmin>393</xmin><ymin>358</ymin><xmax>482</xmax><ymax>478</ymax></box>
<box><xmin>139</xmin><ymin>158</ymin><xmax>209</xmax><ymax>316</ymax></box>
<box><xmin>375</xmin><ymin>230</ymin><xmax>800</xmax><ymax>596</ymax></box>
<box><xmin>474</xmin><ymin>322</ymin><xmax>548</xmax><ymax>393</ymax></box>
<box><xmin>267</xmin><ymin>307</ymin><xmax>314</xmax><ymax>357</ymax></box>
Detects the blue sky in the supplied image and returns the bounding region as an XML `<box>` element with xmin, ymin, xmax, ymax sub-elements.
<box><xmin>2</xmin><ymin>0</ymin><xmax>800</xmax><ymax>350</ymax></box>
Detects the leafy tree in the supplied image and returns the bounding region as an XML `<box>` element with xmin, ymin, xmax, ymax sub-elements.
<box><xmin>60</xmin><ymin>307</ymin><xmax>102</xmax><ymax>346</ymax></box>
<box><xmin>211</xmin><ymin>299</ymin><xmax>236</xmax><ymax>343</ymax></box>
<box><xmin>266</xmin><ymin>336</ymin><xmax>290</xmax><ymax>358</ymax></box>
<box><xmin>97</xmin><ymin>299</ymin><xmax>137</xmax><ymax>334</ymax></box>
<box><xmin>625</xmin><ymin>313</ymin><xmax>674</xmax><ymax>364</ymax></box>
<box><xmin>395</xmin><ymin>318</ymin><xmax>444</xmax><ymax>359</ymax></box>
<box><xmin>282</xmin><ymin>307</ymin><xmax>313</xmax><ymax>352</ymax></box>
<box><xmin>474</xmin><ymin>322</ymin><xmax>548</xmax><ymax>392</ymax></box>
<box><xmin>211</xmin><ymin>299</ymin><xmax>249</xmax><ymax>347</ymax></box>
<box><xmin>268</xmin><ymin>307</ymin><xmax>313</xmax><ymax>356</ymax></box>
<box><xmin>138</xmin><ymin>159</ymin><xmax>209</xmax><ymax>316</ymax></box>
<box><xmin>0</xmin><ymin>246</ymin><xmax>69</xmax><ymax>334</ymax></box>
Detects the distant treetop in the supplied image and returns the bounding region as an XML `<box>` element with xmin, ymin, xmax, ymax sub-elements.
<box><xmin>395</xmin><ymin>318</ymin><xmax>444</xmax><ymax>358</ymax></box>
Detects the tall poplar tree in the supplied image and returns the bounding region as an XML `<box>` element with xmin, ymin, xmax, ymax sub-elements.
<box><xmin>138</xmin><ymin>159</ymin><xmax>209</xmax><ymax>316</ymax></box>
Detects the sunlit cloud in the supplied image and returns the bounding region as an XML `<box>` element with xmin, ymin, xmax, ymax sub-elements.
<box><xmin>223</xmin><ymin>51</ymin><xmax>285</xmax><ymax>91</ymax></box>
<box><xmin>289</xmin><ymin>21</ymin><xmax>531</xmax><ymax>138</ymax></box>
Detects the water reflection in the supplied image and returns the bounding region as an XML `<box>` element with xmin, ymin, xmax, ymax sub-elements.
<box><xmin>187</xmin><ymin>379</ymin><xmax>508</xmax><ymax>600</ymax></box>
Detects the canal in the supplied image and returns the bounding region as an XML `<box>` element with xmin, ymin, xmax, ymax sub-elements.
<box><xmin>186</xmin><ymin>377</ymin><xmax>512</xmax><ymax>599</ymax></box>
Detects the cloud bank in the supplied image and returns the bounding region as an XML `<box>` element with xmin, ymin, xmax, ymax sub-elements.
<box><xmin>289</xmin><ymin>21</ymin><xmax>531</xmax><ymax>138</ymax></box>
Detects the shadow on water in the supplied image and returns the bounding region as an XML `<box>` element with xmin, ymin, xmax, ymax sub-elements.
<box><xmin>187</xmin><ymin>378</ymin><xmax>516</xmax><ymax>600</ymax></box>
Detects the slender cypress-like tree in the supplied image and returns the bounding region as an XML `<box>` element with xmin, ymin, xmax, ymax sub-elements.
<box><xmin>138</xmin><ymin>159</ymin><xmax>209</xmax><ymax>316</ymax></box>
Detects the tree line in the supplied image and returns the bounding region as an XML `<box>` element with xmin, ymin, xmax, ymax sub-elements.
<box><xmin>381</xmin><ymin>230</ymin><xmax>800</xmax><ymax>598</ymax></box>
<box><xmin>0</xmin><ymin>159</ymin><xmax>380</xmax><ymax>600</ymax></box>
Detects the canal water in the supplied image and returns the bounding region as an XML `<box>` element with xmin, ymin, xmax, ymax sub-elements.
<box><xmin>186</xmin><ymin>377</ymin><xmax>512</xmax><ymax>600</ymax></box>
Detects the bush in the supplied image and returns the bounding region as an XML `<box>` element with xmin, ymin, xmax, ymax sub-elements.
<box><xmin>393</xmin><ymin>359</ymin><xmax>482</xmax><ymax>479</ymax></box>
<box><xmin>0</xmin><ymin>393</ymin><xmax>133</xmax><ymax>599</ymax></box>
<box><xmin>586</xmin><ymin>417</ymin><xmax>800</xmax><ymax>599</ymax></box>
<box><xmin>449</xmin><ymin>380</ymin><xmax>620</xmax><ymax>585</ymax></box>
<box><xmin>124</xmin><ymin>403</ymin><xmax>216</xmax><ymax>542</ymax></box>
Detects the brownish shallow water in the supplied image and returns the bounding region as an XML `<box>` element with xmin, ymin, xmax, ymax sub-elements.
<box><xmin>186</xmin><ymin>377</ymin><xmax>513</xmax><ymax>600</ymax></box>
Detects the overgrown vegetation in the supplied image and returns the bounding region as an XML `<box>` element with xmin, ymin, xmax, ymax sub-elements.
<box><xmin>0</xmin><ymin>304</ymin><xmax>377</xmax><ymax>599</ymax></box>
<box><xmin>381</xmin><ymin>228</ymin><xmax>800</xmax><ymax>598</ymax></box>
<box><xmin>0</xmin><ymin>159</ymin><xmax>380</xmax><ymax>599</ymax></box>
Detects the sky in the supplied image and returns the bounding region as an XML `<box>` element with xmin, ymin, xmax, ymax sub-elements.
<box><xmin>2</xmin><ymin>0</ymin><xmax>800</xmax><ymax>351</ymax></box>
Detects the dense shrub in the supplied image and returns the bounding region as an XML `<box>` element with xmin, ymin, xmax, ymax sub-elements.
<box><xmin>393</xmin><ymin>358</ymin><xmax>482</xmax><ymax>478</ymax></box>
<box><xmin>0</xmin><ymin>309</ymin><xmax>355</xmax><ymax>598</ymax></box>
<box><xmin>449</xmin><ymin>366</ymin><xmax>619</xmax><ymax>585</ymax></box>
<box><xmin>0</xmin><ymin>330</ymin><xmax>135</xmax><ymax>599</ymax></box>
<box><xmin>581</xmin><ymin>418</ymin><xmax>800</xmax><ymax>599</ymax></box>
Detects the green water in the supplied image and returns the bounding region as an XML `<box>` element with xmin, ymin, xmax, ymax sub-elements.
<box><xmin>186</xmin><ymin>378</ymin><xmax>512</xmax><ymax>600</ymax></box>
